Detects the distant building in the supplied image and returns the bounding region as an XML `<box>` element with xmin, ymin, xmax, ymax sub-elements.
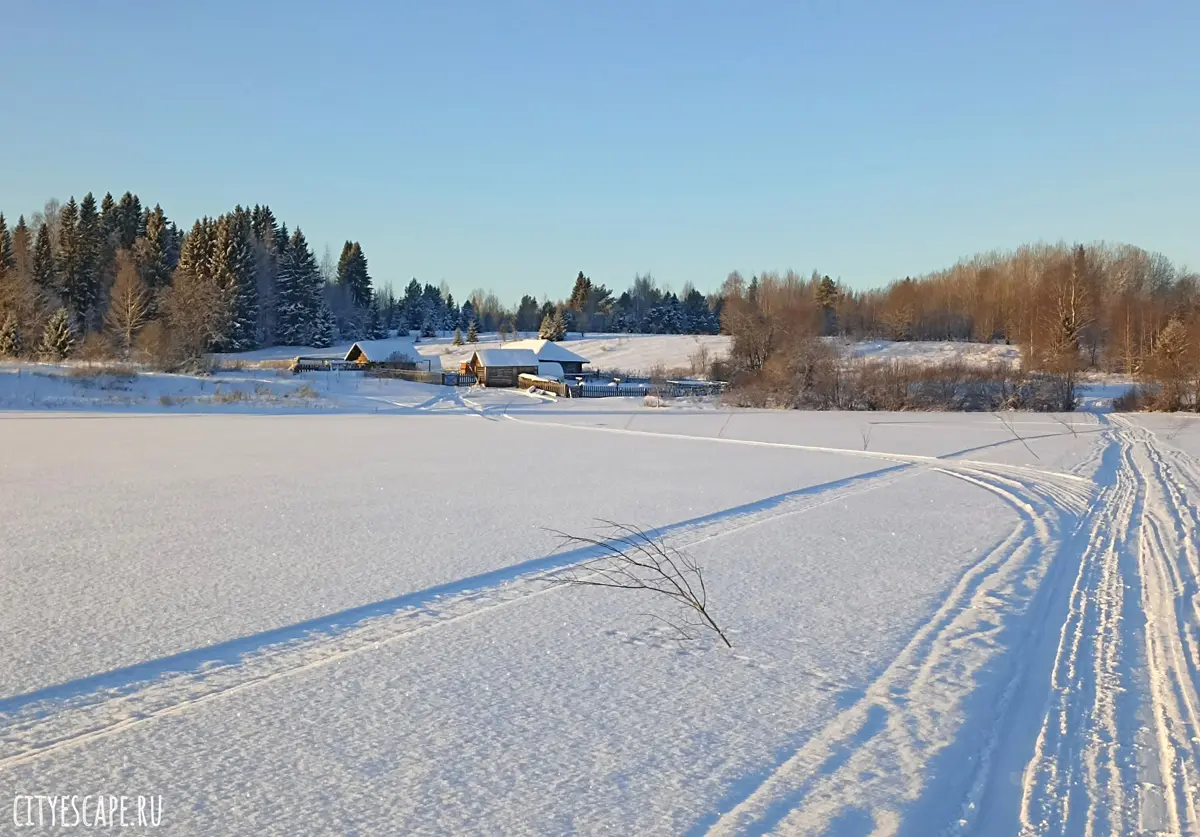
<box><xmin>465</xmin><ymin>349</ymin><xmax>540</xmax><ymax>387</ymax></box>
<box><xmin>344</xmin><ymin>339</ymin><xmax>423</xmax><ymax>367</ymax></box>
<box><xmin>504</xmin><ymin>339</ymin><xmax>589</xmax><ymax>375</ymax></box>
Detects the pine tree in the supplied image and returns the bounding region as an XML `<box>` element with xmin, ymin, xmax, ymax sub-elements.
<box><xmin>816</xmin><ymin>275</ymin><xmax>839</xmax><ymax>336</ymax></box>
<box><xmin>466</xmin><ymin>319</ymin><xmax>478</xmax><ymax>342</ymax></box>
<box><xmin>453</xmin><ymin>326</ymin><xmax>464</xmax><ymax>345</ymax></box>
<box><xmin>538</xmin><ymin>313</ymin><xmax>556</xmax><ymax>339</ymax></box>
<box><xmin>0</xmin><ymin>313</ymin><xmax>21</xmax><ymax>357</ymax></box>
<box><xmin>33</xmin><ymin>223</ymin><xmax>57</xmax><ymax>296</ymax></box>
<box><xmin>568</xmin><ymin>271</ymin><xmax>592</xmax><ymax>310</ymax></box>
<box><xmin>39</xmin><ymin>308</ymin><xmax>75</xmax><ymax>359</ymax></box>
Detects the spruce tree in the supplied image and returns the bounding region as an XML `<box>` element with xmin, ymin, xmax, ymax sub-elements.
<box><xmin>276</xmin><ymin>228</ymin><xmax>322</xmax><ymax>346</ymax></box>
<box><xmin>136</xmin><ymin>206</ymin><xmax>171</xmax><ymax>292</ymax></box>
<box><xmin>312</xmin><ymin>302</ymin><xmax>335</xmax><ymax>349</ymax></box>
<box><xmin>453</xmin><ymin>326</ymin><xmax>464</xmax><ymax>345</ymax></box>
<box><xmin>336</xmin><ymin>241</ymin><xmax>373</xmax><ymax>310</ymax></box>
<box><xmin>466</xmin><ymin>319</ymin><xmax>478</xmax><ymax>343</ymax></box>
<box><xmin>100</xmin><ymin>193</ymin><xmax>118</xmax><ymax>248</ymax></box>
<box><xmin>11</xmin><ymin>216</ymin><xmax>32</xmax><ymax>281</ymax></box>
<box><xmin>550</xmin><ymin>309</ymin><xmax>567</xmax><ymax>341</ymax></box>
<box><xmin>32</xmin><ymin>223</ymin><xmax>57</xmax><ymax>296</ymax></box>
<box><xmin>57</xmin><ymin>198</ymin><xmax>84</xmax><ymax>323</ymax></box>
<box><xmin>0</xmin><ymin>313</ymin><xmax>21</xmax><ymax>357</ymax></box>
<box><xmin>0</xmin><ymin>214</ymin><xmax>13</xmax><ymax>279</ymax></box>
<box><xmin>115</xmin><ymin>192</ymin><xmax>143</xmax><ymax>249</ymax></box>
<box><xmin>538</xmin><ymin>313</ymin><xmax>555</xmax><ymax>339</ymax></box>
<box><xmin>39</xmin><ymin>308</ymin><xmax>75</xmax><ymax>359</ymax></box>
<box><xmin>76</xmin><ymin>192</ymin><xmax>104</xmax><ymax>330</ymax></box>
<box><xmin>209</xmin><ymin>210</ymin><xmax>258</xmax><ymax>351</ymax></box>
<box><xmin>421</xmin><ymin>314</ymin><xmax>437</xmax><ymax>338</ymax></box>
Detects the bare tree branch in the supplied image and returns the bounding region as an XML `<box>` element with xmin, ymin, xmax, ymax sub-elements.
<box><xmin>993</xmin><ymin>411</ymin><xmax>1040</xmax><ymax>459</ymax></box>
<box><xmin>546</xmin><ymin>521</ymin><xmax>733</xmax><ymax>648</ymax></box>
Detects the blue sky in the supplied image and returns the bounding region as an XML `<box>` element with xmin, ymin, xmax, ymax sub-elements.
<box><xmin>4</xmin><ymin>1</ymin><xmax>1197</xmax><ymax>301</ymax></box>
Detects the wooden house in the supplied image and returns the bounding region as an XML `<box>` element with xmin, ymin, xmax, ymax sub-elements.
<box><xmin>465</xmin><ymin>349</ymin><xmax>540</xmax><ymax>387</ymax></box>
<box><xmin>344</xmin><ymin>339</ymin><xmax>423</xmax><ymax>368</ymax></box>
<box><xmin>504</xmin><ymin>339</ymin><xmax>589</xmax><ymax>375</ymax></box>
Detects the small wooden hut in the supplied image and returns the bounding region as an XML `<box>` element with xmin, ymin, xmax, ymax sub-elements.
<box><xmin>465</xmin><ymin>349</ymin><xmax>540</xmax><ymax>387</ymax></box>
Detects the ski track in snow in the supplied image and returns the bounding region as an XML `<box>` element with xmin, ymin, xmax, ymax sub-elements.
<box><xmin>1014</xmin><ymin>418</ymin><xmax>1200</xmax><ymax>837</ymax></box>
<box><xmin>5</xmin><ymin>410</ymin><xmax>1198</xmax><ymax>837</ymax></box>
<box><xmin>697</xmin><ymin>416</ymin><xmax>1200</xmax><ymax>837</ymax></box>
<box><xmin>699</xmin><ymin>461</ymin><xmax>1093</xmax><ymax>836</ymax></box>
<box><xmin>0</xmin><ymin>419</ymin><xmax>1084</xmax><ymax>777</ymax></box>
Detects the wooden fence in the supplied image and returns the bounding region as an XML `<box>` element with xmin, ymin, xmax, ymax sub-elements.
<box><xmin>518</xmin><ymin>377</ymin><xmax>726</xmax><ymax>399</ymax></box>
<box><xmin>366</xmin><ymin>367</ymin><xmax>477</xmax><ymax>387</ymax></box>
<box><xmin>291</xmin><ymin>358</ymin><xmax>357</xmax><ymax>373</ymax></box>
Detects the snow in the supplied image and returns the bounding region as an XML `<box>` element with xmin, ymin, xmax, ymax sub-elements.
<box><xmin>537</xmin><ymin>361</ymin><xmax>565</xmax><ymax>379</ymax></box>
<box><xmin>2</xmin><ymin>393</ymin><xmax>1198</xmax><ymax>833</ymax></box>
<box><xmin>215</xmin><ymin>334</ymin><xmax>1028</xmax><ymax>377</ymax></box>
<box><xmin>849</xmin><ymin>339</ymin><xmax>1023</xmax><ymax>367</ymax></box>
<box><xmin>503</xmin><ymin>338</ymin><xmax>590</xmax><ymax>364</ymax></box>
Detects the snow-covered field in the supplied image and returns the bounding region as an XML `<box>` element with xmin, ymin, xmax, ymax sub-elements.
<box><xmin>218</xmin><ymin>333</ymin><xmax>1025</xmax><ymax>375</ymax></box>
<box><xmin>3</xmin><ymin>398</ymin><xmax>1199</xmax><ymax>835</ymax></box>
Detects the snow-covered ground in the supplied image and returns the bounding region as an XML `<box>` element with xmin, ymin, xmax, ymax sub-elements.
<box><xmin>216</xmin><ymin>334</ymin><xmax>1027</xmax><ymax>376</ymax></box>
<box><xmin>3</xmin><ymin>400</ymin><xmax>1198</xmax><ymax>835</ymax></box>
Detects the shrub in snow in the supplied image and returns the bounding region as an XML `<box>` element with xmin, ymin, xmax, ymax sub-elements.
<box><xmin>643</xmin><ymin>394</ymin><xmax>665</xmax><ymax>408</ymax></box>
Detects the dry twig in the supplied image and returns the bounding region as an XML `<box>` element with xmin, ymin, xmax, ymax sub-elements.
<box><xmin>547</xmin><ymin>520</ymin><xmax>733</xmax><ymax>648</ymax></box>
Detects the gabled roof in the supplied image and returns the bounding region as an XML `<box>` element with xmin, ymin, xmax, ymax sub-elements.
<box><xmin>344</xmin><ymin>339</ymin><xmax>420</xmax><ymax>363</ymax></box>
<box><xmin>505</xmin><ymin>339</ymin><xmax>589</xmax><ymax>364</ymax></box>
<box><xmin>472</xmin><ymin>349</ymin><xmax>540</xmax><ymax>367</ymax></box>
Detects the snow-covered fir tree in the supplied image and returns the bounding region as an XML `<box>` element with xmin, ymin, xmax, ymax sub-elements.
<box><xmin>549</xmin><ymin>309</ymin><xmax>567</xmax><ymax>341</ymax></box>
<box><xmin>0</xmin><ymin>313</ymin><xmax>21</xmax><ymax>357</ymax></box>
<box><xmin>466</xmin><ymin>319</ymin><xmax>478</xmax><ymax>342</ymax></box>
<box><xmin>39</xmin><ymin>308</ymin><xmax>75</xmax><ymax>359</ymax></box>
<box><xmin>275</xmin><ymin>229</ymin><xmax>324</xmax><ymax>346</ymax></box>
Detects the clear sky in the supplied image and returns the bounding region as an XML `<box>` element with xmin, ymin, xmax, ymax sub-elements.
<box><xmin>3</xmin><ymin>0</ymin><xmax>1197</xmax><ymax>301</ymax></box>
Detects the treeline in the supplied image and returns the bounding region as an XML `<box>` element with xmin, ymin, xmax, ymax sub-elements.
<box><xmin>0</xmin><ymin>193</ymin><xmax>375</xmax><ymax>367</ymax></box>
<box><xmin>0</xmin><ymin>191</ymin><xmax>728</xmax><ymax>368</ymax></box>
<box><xmin>719</xmin><ymin>243</ymin><xmax>1200</xmax><ymax>410</ymax></box>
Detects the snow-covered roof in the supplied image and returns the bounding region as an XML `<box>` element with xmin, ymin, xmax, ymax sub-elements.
<box><xmin>505</xmin><ymin>339</ymin><xmax>589</xmax><ymax>364</ymax></box>
<box><xmin>472</xmin><ymin>349</ymin><xmax>539</xmax><ymax>367</ymax></box>
<box><xmin>344</xmin><ymin>339</ymin><xmax>420</xmax><ymax>363</ymax></box>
